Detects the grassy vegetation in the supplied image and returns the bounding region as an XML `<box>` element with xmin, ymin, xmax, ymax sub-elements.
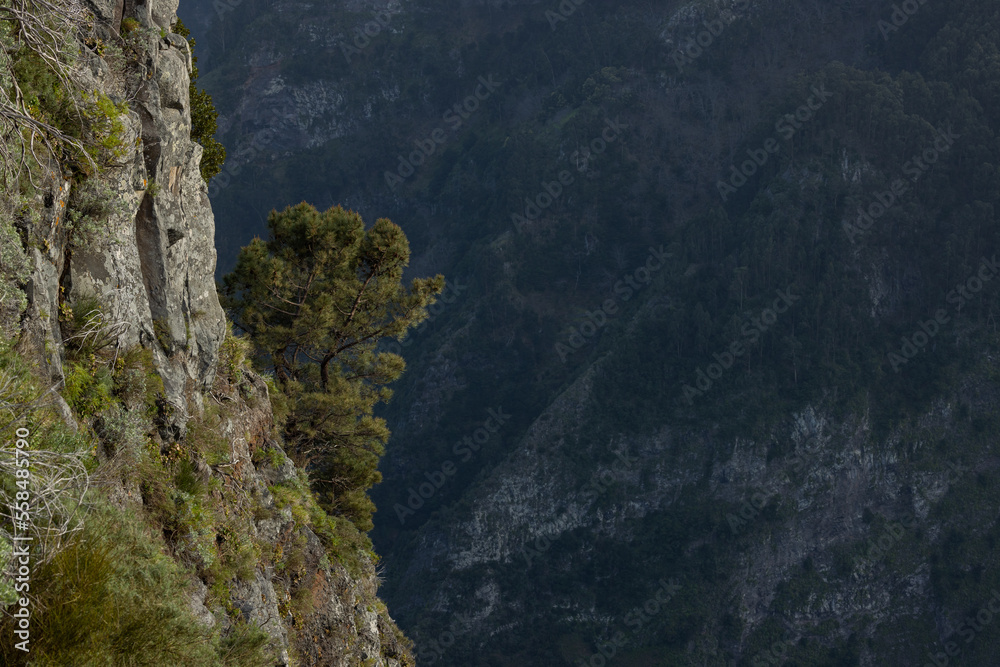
<box><xmin>0</xmin><ymin>203</ymin><xmax>32</xmax><ymax>335</ymax></box>
<box><xmin>0</xmin><ymin>297</ymin><xmax>282</xmax><ymax>663</ymax></box>
<box><xmin>5</xmin><ymin>503</ymin><xmax>228</xmax><ymax>666</ymax></box>
<box><xmin>2</xmin><ymin>297</ymin><xmax>402</xmax><ymax>662</ymax></box>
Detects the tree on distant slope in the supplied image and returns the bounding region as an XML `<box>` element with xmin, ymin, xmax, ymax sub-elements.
<box><xmin>222</xmin><ymin>202</ymin><xmax>444</xmax><ymax>530</ymax></box>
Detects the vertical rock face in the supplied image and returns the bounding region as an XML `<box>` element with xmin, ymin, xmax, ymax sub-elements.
<box><xmin>133</xmin><ymin>6</ymin><xmax>226</xmax><ymax>421</ymax></box>
<box><xmin>27</xmin><ymin>0</ymin><xmax>226</xmax><ymax>431</ymax></box>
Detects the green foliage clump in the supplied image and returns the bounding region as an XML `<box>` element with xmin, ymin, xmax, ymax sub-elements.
<box><xmin>113</xmin><ymin>346</ymin><xmax>165</xmax><ymax>415</ymax></box>
<box><xmin>3</xmin><ymin>32</ymin><xmax>135</xmax><ymax>189</ymax></box>
<box><xmin>190</xmin><ymin>87</ymin><xmax>226</xmax><ymax>182</ymax></box>
<box><xmin>174</xmin><ymin>19</ymin><xmax>226</xmax><ymax>182</ymax></box>
<box><xmin>184</xmin><ymin>405</ymin><xmax>231</xmax><ymax>466</ymax></box>
<box><xmin>217</xmin><ymin>318</ymin><xmax>253</xmax><ymax>385</ymax></box>
<box><xmin>63</xmin><ymin>361</ymin><xmax>115</xmax><ymax>419</ymax></box>
<box><xmin>61</xmin><ymin>298</ymin><xmax>110</xmax><ymax>356</ymax></box>
<box><xmin>128</xmin><ymin>397</ymin><xmax>266</xmax><ymax>588</ymax></box>
<box><xmin>78</xmin><ymin>92</ymin><xmax>130</xmax><ymax>172</ymax></box>
<box><xmin>10</xmin><ymin>59</ymin><xmax>130</xmax><ymax>178</ymax></box>
<box><xmin>120</xmin><ymin>17</ymin><xmax>141</xmax><ymax>33</ymax></box>
<box><xmin>10</xmin><ymin>47</ymin><xmax>76</xmax><ymax>139</ymax></box>
<box><xmin>0</xmin><ymin>333</ymin><xmax>86</xmax><ymax>451</ymax></box>
<box><xmin>266</xmin><ymin>469</ymin><xmax>372</xmax><ymax>575</ymax></box>
<box><xmin>215</xmin><ymin>521</ymin><xmax>260</xmax><ymax>582</ymax></box>
<box><xmin>152</xmin><ymin>317</ymin><xmax>172</xmax><ymax>351</ymax></box>
<box><xmin>65</xmin><ymin>178</ymin><xmax>129</xmax><ymax>248</ymax></box>
<box><xmin>173</xmin><ymin>488</ymin><xmax>219</xmax><ymax>570</ymax></box>
<box><xmin>142</xmin><ymin>437</ymin><xmax>260</xmax><ymax>587</ymax></box>
<box><xmin>216</xmin><ymin>620</ymin><xmax>274</xmax><ymax>667</ymax></box>
<box><xmin>269</xmin><ymin>475</ymin><xmax>312</xmax><ymax>526</ymax></box>
<box><xmin>223</xmin><ymin>202</ymin><xmax>444</xmax><ymax>531</ymax></box>
<box><xmin>95</xmin><ymin>402</ymin><xmax>149</xmax><ymax>461</ymax></box>
<box><xmin>62</xmin><ymin>308</ymin><xmax>166</xmax><ymax>449</ymax></box>
<box><xmin>0</xmin><ymin>207</ymin><xmax>30</xmax><ymax>333</ymax></box>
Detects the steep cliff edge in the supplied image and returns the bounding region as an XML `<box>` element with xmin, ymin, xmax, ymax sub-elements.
<box><xmin>0</xmin><ymin>0</ymin><xmax>412</xmax><ymax>663</ymax></box>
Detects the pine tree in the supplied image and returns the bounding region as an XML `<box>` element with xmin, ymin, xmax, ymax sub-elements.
<box><xmin>222</xmin><ymin>202</ymin><xmax>444</xmax><ymax>530</ymax></box>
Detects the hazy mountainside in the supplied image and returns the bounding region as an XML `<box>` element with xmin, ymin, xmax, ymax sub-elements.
<box><xmin>184</xmin><ymin>0</ymin><xmax>1000</xmax><ymax>664</ymax></box>
<box><xmin>0</xmin><ymin>0</ymin><xmax>411</xmax><ymax>663</ymax></box>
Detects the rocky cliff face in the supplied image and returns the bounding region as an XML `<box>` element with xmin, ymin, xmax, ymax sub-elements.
<box><xmin>387</xmin><ymin>369</ymin><xmax>992</xmax><ymax>664</ymax></box>
<box><xmin>23</xmin><ymin>0</ymin><xmax>224</xmax><ymax>435</ymax></box>
<box><xmin>188</xmin><ymin>370</ymin><xmax>413</xmax><ymax>666</ymax></box>
<box><xmin>10</xmin><ymin>0</ymin><xmax>412</xmax><ymax>663</ymax></box>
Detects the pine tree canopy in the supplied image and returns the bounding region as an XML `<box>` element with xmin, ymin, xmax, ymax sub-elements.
<box><xmin>222</xmin><ymin>202</ymin><xmax>444</xmax><ymax>529</ymax></box>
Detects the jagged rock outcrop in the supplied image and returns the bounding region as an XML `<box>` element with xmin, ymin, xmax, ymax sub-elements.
<box><xmin>198</xmin><ymin>371</ymin><xmax>413</xmax><ymax>666</ymax></box>
<box><xmin>23</xmin><ymin>0</ymin><xmax>225</xmax><ymax>435</ymax></box>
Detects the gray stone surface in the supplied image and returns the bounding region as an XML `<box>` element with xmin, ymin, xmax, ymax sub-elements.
<box><xmin>51</xmin><ymin>11</ymin><xmax>226</xmax><ymax>433</ymax></box>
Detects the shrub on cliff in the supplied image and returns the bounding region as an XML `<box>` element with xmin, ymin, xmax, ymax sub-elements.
<box><xmin>1</xmin><ymin>4</ymin><xmax>132</xmax><ymax>182</ymax></box>
<box><xmin>174</xmin><ymin>19</ymin><xmax>226</xmax><ymax>182</ymax></box>
<box><xmin>0</xmin><ymin>206</ymin><xmax>30</xmax><ymax>334</ymax></box>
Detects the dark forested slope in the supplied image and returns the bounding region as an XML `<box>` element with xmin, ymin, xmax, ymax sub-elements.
<box><xmin>185</xmin><ymin>0</ymin><xmax>1000</xmax><ymax>664</ymax></box>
